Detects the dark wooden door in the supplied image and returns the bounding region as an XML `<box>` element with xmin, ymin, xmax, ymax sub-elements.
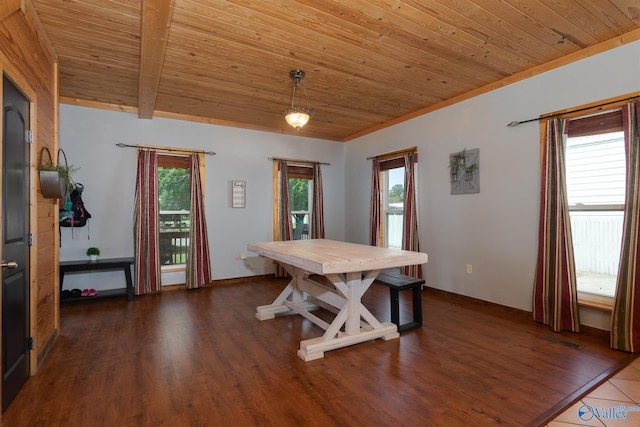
<box><xmin>2</xmin><ymin>75</ymin><xmax>31</xmax><ymax>411</ymax></box>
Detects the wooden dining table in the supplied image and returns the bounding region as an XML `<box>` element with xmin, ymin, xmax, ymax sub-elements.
<box><xmin>247</xmin><ymin>239</ymin><xmax>428</xmax><ymax>361</ymax></box>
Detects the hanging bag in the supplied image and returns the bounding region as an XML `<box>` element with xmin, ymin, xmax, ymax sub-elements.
<box><xmin>60</xmin><ymin>183</ymin><xmax>91</xmax><ymax>228</ymax></box>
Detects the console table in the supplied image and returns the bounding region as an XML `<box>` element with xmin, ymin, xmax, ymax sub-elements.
<box><xmin>59</xmin><ymin>257</ymin><xmax>134</xmax><ymax>301</ymax></box>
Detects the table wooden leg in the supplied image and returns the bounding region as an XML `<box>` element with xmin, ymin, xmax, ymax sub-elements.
<box><xmin>295</xmin><ymin>270</ymin><xmax>399</xmax><ymax>361</ymax></box>
<box><xmin>256</xmin><ymin>267</ymin><xmax>318</xmax><ymax>320</ymax></box>
<box><xmin>256</xmin><ymin>281</ymin><xmax>294</xmax><ymax>319</ymax></box>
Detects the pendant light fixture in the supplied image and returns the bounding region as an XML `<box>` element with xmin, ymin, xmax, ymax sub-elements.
<box><xmin>282</xmin><ymin>69</ymin><xmax>313</xmax><ymax>130</ymax></box>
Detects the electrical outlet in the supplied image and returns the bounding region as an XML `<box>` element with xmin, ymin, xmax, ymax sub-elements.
<box><xmin>466</xmin><ymin>264</ymin><xmax>472</xmax><ymax>274</ymax></box>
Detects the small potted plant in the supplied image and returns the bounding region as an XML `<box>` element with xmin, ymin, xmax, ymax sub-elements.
<box><xmin>464</xmin><ymin>163</ymin><xmax>478</xmax><ymax>181</ymax></box>
<box><xmin>449</xmin><ymin>151</ymin><xmax>465</xmax><ymax>182</ymax></box>
<box><xmin>453</xmin><ymin>148</ymin><xmax>467</xmax><ymax>167</ymax></box>
<box><xmin>86</xmin><ymin>247</ymin><xmax>100</xmax><ymax>262</ymax></box>
<box><xmin>39</xmin><ymin>148</ymin><xmax>79</xmax><ymax>198</ymax></box>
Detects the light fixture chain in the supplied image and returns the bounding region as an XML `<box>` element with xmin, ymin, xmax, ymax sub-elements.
<box><xmin>290</xmin><ymin>81</ymin><xmax>297</xmax><ymax>108</ymax></box>
<box><xmin>283</xmin><ymin>69</ymin><xmax>312</xmax><ymax>130</ymax></box>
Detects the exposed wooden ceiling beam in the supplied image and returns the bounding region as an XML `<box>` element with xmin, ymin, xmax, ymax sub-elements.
<box><xmin>20</xmin><ymin>0</ymin><xmax>57</xmax><ymax>62</ymax></box>
<box><xmin>0</xmin><ymin>0</ymin><xmax>20</xmax><ymax>22</ymax></box>
<box><xmin>138</xmin><ymin>0</ymin><xmax>175</xmax><ymax>119</ymax></box>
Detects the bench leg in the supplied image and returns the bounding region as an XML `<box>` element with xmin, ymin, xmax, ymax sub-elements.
<box><xmin>411</xmin><ymin>286</ymin><xmax>422</xmax><ymax>327</ymax></box>
<box><xmin>389</xmin><ymin>288</ymin><xmax>400</xmax><ymax>328</ymax></box>
<box><xmin>124</xmin><ymin>264</ymin><xmax>134</xmax><ymax>301</ymax></box>
<box><xmin>388</xmin><ymin>285</ymin><xmax>423</xmax><ymax>333</ymax></box>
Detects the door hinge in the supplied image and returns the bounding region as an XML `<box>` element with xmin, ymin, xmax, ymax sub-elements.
<box><xmin>27</xmin><ymin>337</ymin><xmax>34</xmax><ymax>350</ymax></box>
<box><xmin>25</xmin><ymin>130</ymin><xmax>33</xmax><ymax>144</ymax></box>
<box><xmin>27</xmin><ymin>233</ymin><xmax>33</xmax><ymax>246</ymax></box>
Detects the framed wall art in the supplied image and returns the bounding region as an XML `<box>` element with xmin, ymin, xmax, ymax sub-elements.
<box><xmin>449</xmin><ymin>148</ymin><xmax>479</xmax><ymax>195</ymax></box>
<box><xmin>232</xmin><ymin>180</ymin><xmax>246</xmax><ymax>208</ymax></box>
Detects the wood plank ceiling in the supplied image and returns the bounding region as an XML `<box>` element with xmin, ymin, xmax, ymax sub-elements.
<box><xmin>31</xmin><ymin>0</ymin><xmax>640</xmax><ymax>142</ymax></box>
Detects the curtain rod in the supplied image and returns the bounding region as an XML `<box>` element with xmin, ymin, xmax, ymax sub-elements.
<box><xmin>506</xmin><ymin>95</ymin><xmax>639</xmax><ymax>128</ymax></box>
<box><xmin>268</xmin><ymin>157</ymin><xmax>330</xmax><ymax>166</ymax></box>
<box><xmin>116</xmin><ymin>143</ymin><xmax>216</xmax><ymax>156</ymax></box>
<box><xmin>366</xmin><ymin>154</ymin><xmax>415</xmax><ymax>160</ymax></box>
<box><xmin>367</xmin><ymin>146</ymin><xmax>417</xmax><ymax>160</ymax></box>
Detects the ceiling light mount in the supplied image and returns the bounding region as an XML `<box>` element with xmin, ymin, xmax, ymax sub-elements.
<box><xmin>283</xmin><ymin>69</ymin><xmax>313</xmax><ymax>130</ymax></box>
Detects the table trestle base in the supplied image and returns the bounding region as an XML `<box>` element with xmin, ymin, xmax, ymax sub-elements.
<box><xmin>256</xmin><ymin>264</ymin><xmax>400</xmax><ymax>361</ymax></box>
<box><xmin>298</xmin><ymin>322</ymin><xmax>399</xmax><ymax>361</ymax></box>
<box><xmin>255</xmin><ymin>302</ymin><xmax>320</xmax><ymax>320</ymax></box>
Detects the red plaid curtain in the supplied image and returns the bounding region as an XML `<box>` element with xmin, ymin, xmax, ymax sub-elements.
<box><xmin>401</xmin><ymin>152</ymin><xmax>422</xmax><ymax>278</ymax></box>
<box><xmin>611</xmin><ymin>100</ymin><xmax>640</xmax><ymax>352</ymax></box>
<box><xmin>532</xmin><ymin>118</ymin><xmax>580</xmax><ymax>333</ymax></box>
<box><xmin>311</xmin><ymin>164</ymin><xmax>325</xmax><ymax>239</ymax></box>
<box><xmin>133</xmin><ymin>149</ymin><xmax>161</xmax><ymax>294</ymax></box>
<box><xmin>186</xmin><ymin>153</ymin><xmax>211</xmax><ymax>289</ymax></box>
<box><xmin>370</xmin><ymin>158</ymin><xmax>381</xmax><ymax>247</ymax></box>
<box><xmin>275</xmin><ymin>160</ymin><xmax>293</xmax><ymax>277</ymax></box>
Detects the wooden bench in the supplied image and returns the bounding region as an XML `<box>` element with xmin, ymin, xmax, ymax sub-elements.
<box><xmin>59</xmin><ymin>257</ymin><xmax>134</xmax><ymax>301</ymax></box>
<box><xmin>374</xmin><ymin>269</ymin><xmax>424</xmax><ymax>332</ymax></box>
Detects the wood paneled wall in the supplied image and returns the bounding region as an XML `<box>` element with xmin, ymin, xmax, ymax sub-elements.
<box><xmin>0</xmin><ymin>1</ymin><xmax>59</xmax><ymax>386</ymax></box>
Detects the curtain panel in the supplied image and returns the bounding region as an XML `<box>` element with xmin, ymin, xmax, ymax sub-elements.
<box><xmin>275</xmin><ymin>160</ymin><xmax>293</xmax><ymax>277</ymax></box>
<box><xmin>185</xmin><ymin>153</ymin><xmax>212</xmax><ymax>289</ymax></box>
<box><xmin>401</xmin><ymin>153</ymin><xmax>422</xmax><ymax>278</ymax></box>
<box><xmin>611</xmin><ymin>100</ymin><xmax>640</xmax><ymax>353</ymax></box>
<box><xmin>311</xmin><ymin>164</ymin><xmax>325</xmax><ymax>239</ymax></box>
<box><xmin>133</xmin><ymin>149</ymin><xmax>161</xmax><ymax>295</ymax></box>
<box><xmin>370</xmin><ymin>158</ymin><xmax>381</xmax><ymax>247</ymax></box>
<box><xmin>532</xmin><ymin>118</ymin><xmax>581</xmax><ymax>333</ymax></box>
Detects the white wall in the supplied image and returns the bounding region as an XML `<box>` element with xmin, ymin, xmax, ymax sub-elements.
<box><xmin>58</xmin><ymin>40</ymin><xmax>639</xmax><ymax>330</ymax></box>
<box><xmin>345</xmin><ymin>40</ymin><xmax>640</xmax><ymax>330</ymax></box>
<box><xmin>58</xmin><ymin>107</ymin><xmax>346</xmax><ymax>291</ymax></box>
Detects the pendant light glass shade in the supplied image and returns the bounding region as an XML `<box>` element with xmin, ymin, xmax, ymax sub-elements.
<box><xmin>283</xmin><ymin>70</ymin><xmax>312</xmax><ymax>130</ymax></box>
<box><xmin>283</xmin><ymin>107</ymin><xmax>311</xmax><ymax>129</ymax></box>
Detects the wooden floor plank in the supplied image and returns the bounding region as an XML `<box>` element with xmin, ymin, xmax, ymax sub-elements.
<box><xmin>2</xmin><ymin>276</ymin><xmax>632</xmax><ymax>426</ymax></box>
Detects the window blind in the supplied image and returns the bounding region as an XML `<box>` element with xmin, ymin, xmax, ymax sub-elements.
<box><xmin>566</xmin><ymin>132</ymin><xmax>625</xmax><ymax>206</ymax></box>
<box><xmin>567</xmin><ymin>110</ymin><xmax>622</xmax><ymax>138</ymax></box>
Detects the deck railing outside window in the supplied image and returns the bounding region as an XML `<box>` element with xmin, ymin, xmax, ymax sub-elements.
<box><xmin>570</xmin><ymin>212</ymin><xmax>622</xmax><ymax>296</ymax></box>
<box><xmin>386</xmin><ymin>212</ymin><xmax>403</xmax><ymax>250</ymax></box>
<box><xmin>291</xmin><ymin>212</ymin><xmax>309</xmax><ymax>240</ymax></box>
<box><xmin>159</xmin><ymin>211</ymin><xmax>190</xmax><ymax>265</ymax></box>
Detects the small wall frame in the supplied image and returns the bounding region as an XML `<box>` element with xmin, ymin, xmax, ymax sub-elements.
<box><xmin>449</xmin><ymin>148</ymin><xmax>479</xmax><ymax>195</ymax></box>
<box><xmin>231</xmin><ymin>180</ymin><xmax>246</xmax><ymax>208</ymax></box>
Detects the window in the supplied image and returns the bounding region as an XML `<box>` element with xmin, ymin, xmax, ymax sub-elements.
<box><xmin>382</xmin><ymin>166</ymin><xmax>404</xmax><ymax>249</ymax></box>
<box><xmin>289</xmin><ymin>177</ymin><xmax>311</xmax><ymax>240</ymax></box>
<box><xmin>287</xmin><ymin>165</ymin><xmax>313</xmax><ymax>240</ymax></box>
<box><xmin>273</xmin><ymin>160</ymin><xmax>325</xmax><ymax>249</ymax></box>
<box><xmin>374</xmin><ymin>152</ymin><xmax>417</xmax><ymax>249</ymax></box>
<box><xmin>566</xmin><ymin>110</ymin><xmax>624</xmax><ymax>297</ymax></box>
<box><xmin>157</xmin><ymin>155</ymin><xmax>190</xmax><ymax>266</ymax></box>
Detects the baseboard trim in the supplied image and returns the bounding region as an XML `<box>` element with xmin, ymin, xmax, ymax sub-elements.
<box><xmin>209</xmin><ymin>275</ymin><xmax>274</xmax><ymax>286</ymax></box>
<box><xmin>422</xmin><ymin>286</ymin><xmax>611</xmax><ymax>340</ymax></box>
<box><xmin>37</xmin><ymin>329</ymin><xmax>58</xmax><ymax>370</ymax></box>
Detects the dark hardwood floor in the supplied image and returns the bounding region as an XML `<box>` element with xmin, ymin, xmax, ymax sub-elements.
<box><xmin>2</xmin><ymin>276</ymin><xmax>634</xmax><ymax>426</ymax></box>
